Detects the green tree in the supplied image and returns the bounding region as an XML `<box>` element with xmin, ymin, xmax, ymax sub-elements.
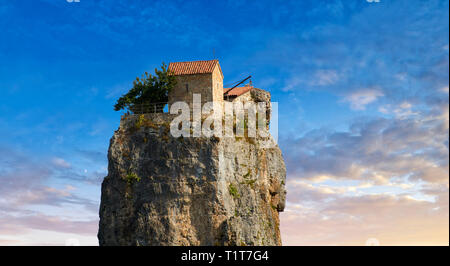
<box><xmin>114</xmin><ymin>63</ymin><xmax>176</xmax><ymax>112</ymax></box>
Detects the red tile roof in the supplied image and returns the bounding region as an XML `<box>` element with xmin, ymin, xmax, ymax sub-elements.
<box><xmin>223</xmin><ymin>85</ymin><xmax>253</xmax><ymax>97</ymax></box>
<box><xmin>168</xmin><ymin>60</ymin><xmax>220</xmax><ymax>76</ymax></box>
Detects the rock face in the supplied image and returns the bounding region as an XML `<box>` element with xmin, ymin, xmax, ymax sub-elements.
<box><xmin>98</xmin><ymin>113</ymin><xmax>286</xmax><ymax>246</ymax></box>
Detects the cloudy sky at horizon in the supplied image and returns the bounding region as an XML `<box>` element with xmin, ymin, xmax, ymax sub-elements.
<box><xmin>0</xmin><ymin>0</ymin><xmax>448</xmax><ymax>245</ymax></box>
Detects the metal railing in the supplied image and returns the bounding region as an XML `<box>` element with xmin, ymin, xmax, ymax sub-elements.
<box><xmin>129</xmin><ymin>102</ymin><xmax>168</xmax><ymax>114</ymax></box>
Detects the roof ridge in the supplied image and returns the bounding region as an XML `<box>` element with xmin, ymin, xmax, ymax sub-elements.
<box><xmin>223</xmin><ymin>85</ymin><xmax>253</xmax><ymax>97</ymax></box>
<box><xmin>169</xmin><ymin>59</ymin><xmax>218</xmax><ymax>64</ymax></box>
<box><xmin>168</xmin><ymin>60</ymin><xmax>220</xmax><ymax>76</ymax></box>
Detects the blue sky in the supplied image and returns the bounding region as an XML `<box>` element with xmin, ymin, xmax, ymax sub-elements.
<box><xmin>0</xmin><ymin>0</ymin><xmax>448</xmax><ymax>245</ymax></box>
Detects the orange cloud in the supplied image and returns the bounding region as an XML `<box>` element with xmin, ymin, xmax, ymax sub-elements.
<box><xmin>280</xmin><ymin>182</ymin><xmax>449</xmax><ymax>245</ymax></box>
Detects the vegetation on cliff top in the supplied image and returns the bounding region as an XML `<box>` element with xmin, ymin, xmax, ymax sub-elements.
<box><xmin>114</xmin><ymin>63</ymin><xmax>177</xmax><ymax>111</ymax></box>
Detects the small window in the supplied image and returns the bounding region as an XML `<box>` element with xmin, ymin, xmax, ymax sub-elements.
<box><xmin>186</xmin><ymin>84</ymin><xmax>189</xmax><ymax>92</ymax></box>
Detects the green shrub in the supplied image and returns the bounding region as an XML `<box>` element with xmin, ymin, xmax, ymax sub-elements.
<box><xmin>114</xmin><ymin>62</ymin><xmax>176</xmax><ymax>112</ymax></box>
<box><xmin>132</xmin><ymin>114</ymin><xmax>159</xmax><ymax>132</ymax></box>
<box><xmin>125</xmin><ymin>171</ymin><xmax>141</xmax><ymax>184</ymax></box>
<box><xmin>241</xmin><ymin>179</ymin><xmax>257</xmax><ymax>188</ymax></box>
<box><xmin>228</xmin><ymin>183</ymin><xmax>240</xmax><ymax>199</ymax></box>
<box><xmin>243</xmin><ymin>169</ymin><xmax>251</xmax><ymax>179</ymax></box>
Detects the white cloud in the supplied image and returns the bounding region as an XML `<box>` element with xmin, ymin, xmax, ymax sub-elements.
<box><xmin>280</xmin><ymin>183</ymin><xmax>449</xmax><ymax>245</ymax></box>
<box><xmin>395</xmin><ymin>72</ymin><xmax>407</xmax><ymax>81</ymax></box>
<box><xmin>282</xmin><ymin>107</ymin><xmax>449</xmax><ymax>184</ymax></box>
<box><xmin>312</xmin><ymin>70</ymin><xmax>339</xmax><ymax>86</ymax></box>
<box><xmin>398</xmin><ymin>102</ymin><xmax>412</xmax><ymax>109</ymax></box>
<box><xmin>105</xmin><ymin>83</ymin><xmax>129</xmax><ymax>99</ymax></box>
<box><xmin>282</xmin><ymin>70</ymin><xmax>340</xmax><ymax>91</ymax></box>
<box><xmin>343</xmin><ymin>89</ymin><xmax>384</xmax><ymax>110</ymax></box>
<box><xmin>51</xmin><ymin>157</ymin><xmax>71</xmax><ymax>169</ymax></box>
<box><xmin>378</xmin><ymin>105</ymin><xmax>390</xmax><ymax>114</ymax></box>
<box><xmin>282</xmin><ymin>76</ymin><xmax>303</xmax><ymax>92</ymax></box>
<box><xmin>281</xmin><ymin>81</ymin><xmax>449</xmax><ymax>244</ymax></box>
<box><xmin>378</xmin><ymin>102</ymin><xmax>419</xmax><ymax>119</ymax></box>
<box><xmin>0</xmin><ymin>147</ymin><xmax>101</xmax><ymax>245</ymax></box>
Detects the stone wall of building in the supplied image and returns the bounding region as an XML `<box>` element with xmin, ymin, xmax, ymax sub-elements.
<box><xmin>168</xmin><ymin>73</ymin><xmax>213</xmax><ymax>106</ymax></box>
<box><xmin>232</xmin><ymin>91</ymin><xmax>252</xmax><ymax>103</ymax></box>
<box><xmin>168</xmin><ymin>64</ymin><xmax>224</xmax><ymax>108</ymax></box>
<box><xmin>212</xmin><ymin>65</ymin><xmax>224</xmax><ymax>103</ymax></box>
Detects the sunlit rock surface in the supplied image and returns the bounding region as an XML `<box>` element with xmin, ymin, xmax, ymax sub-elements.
<box><xmin>98</xmin><ymin>112</ymin><xmax>286</xmax><ymax>246</ymax></box>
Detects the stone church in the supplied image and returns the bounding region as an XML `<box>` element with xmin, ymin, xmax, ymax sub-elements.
<box><xmin>167</xmin><ymin>59</ymin><xmax>268</xmax><ymax>107</ymax></box>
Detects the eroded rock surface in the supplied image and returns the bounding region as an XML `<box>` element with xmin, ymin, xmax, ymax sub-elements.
<box><xmin>98</xmin><ymin>113</ymin><xmax>286</xmax><ymax>246</ymax></box>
